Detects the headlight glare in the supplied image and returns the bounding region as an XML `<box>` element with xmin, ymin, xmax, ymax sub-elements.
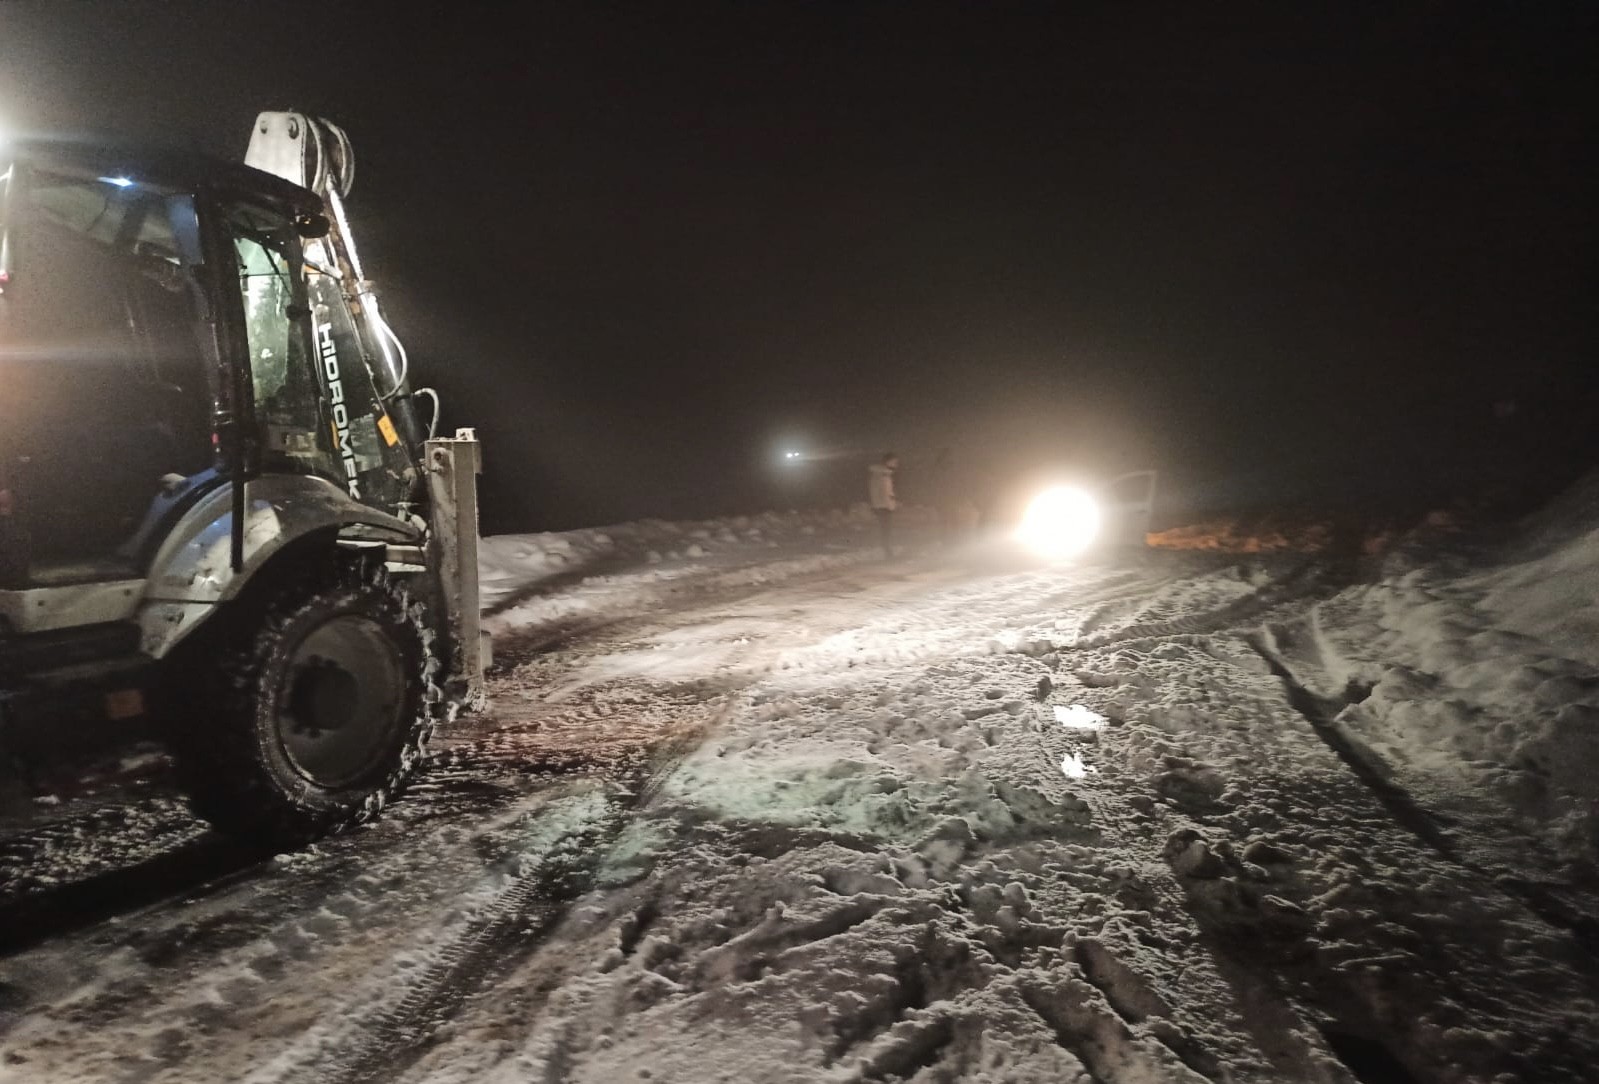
<box><xmin>1016</xmin><ymin>486</ymin><xmax>1100</xmax><ymax>558</ymax></box>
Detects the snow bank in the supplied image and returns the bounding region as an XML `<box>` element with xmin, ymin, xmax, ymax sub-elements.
<box><xmin>1289</xmin><ymin>470</ymin><xmax>1599</xmax><ymax>874</ymax></box>
<box><xmin>478</xmin><ymin>506</ymin><xmax>890</xmax><ymax>612</ymax></box>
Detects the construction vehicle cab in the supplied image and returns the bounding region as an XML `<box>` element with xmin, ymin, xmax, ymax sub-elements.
<box><xmin>0</xmin><ymin>115</ymin><xmax>483</xmax><ymax>847</ymax></box>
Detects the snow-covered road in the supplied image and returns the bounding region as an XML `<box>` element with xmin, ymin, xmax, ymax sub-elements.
<box><xmin>2</xmin><ymin>505</ymin><xmax>1597</xmax><ymax>1083</ymax></box>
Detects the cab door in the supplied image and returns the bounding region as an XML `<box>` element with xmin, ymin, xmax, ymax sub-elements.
<box><xmin>224</xmin><ymin>201</ymin><xmax>342</xmax><ymax>487</ymax></box>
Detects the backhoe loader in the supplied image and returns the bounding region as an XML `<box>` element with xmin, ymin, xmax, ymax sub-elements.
<box><xmin>0</xmin><ymin>112</ymin><xmax>485</xmax><ymax>847</ymax></box>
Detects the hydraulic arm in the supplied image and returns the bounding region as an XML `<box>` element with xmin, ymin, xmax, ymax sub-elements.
<box><xmin>245</xmin><ymin>112</ymin><xmax>434</xmax><ymax>481</ymax></box>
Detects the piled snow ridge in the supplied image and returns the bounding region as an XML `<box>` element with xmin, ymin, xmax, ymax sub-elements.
<box><xmin>478</xmin><ymin>506</ymin><xmax>889</xmax><ymax>612</ymax></box>
<box><xmin>1291</xmin><ymin>469</ymin><xmax>1599</xmax><ymax>877</ymax></box>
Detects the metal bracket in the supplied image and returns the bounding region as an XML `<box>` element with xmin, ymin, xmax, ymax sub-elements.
<box><xmin>424</xmin><ymin>428</ymin><xmax>486</xmax><ymax>707</ymax></box>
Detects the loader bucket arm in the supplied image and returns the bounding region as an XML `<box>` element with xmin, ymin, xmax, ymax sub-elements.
<box><xmin>244</xmin><ymin>112</ymin><xmax>429</xmax><ymax>465</ymax></box>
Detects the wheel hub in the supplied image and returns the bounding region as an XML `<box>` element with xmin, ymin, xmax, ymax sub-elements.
<box><xmin>277</xmin><ymin>614</ymin><xmax>406</xmax><ymax>788</ymax></box>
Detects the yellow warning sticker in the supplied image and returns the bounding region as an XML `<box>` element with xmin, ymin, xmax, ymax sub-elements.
<box><xmin>377</xmin><ymin>413</ymin><xmax>400</xmax><ymax>446</ymax></box>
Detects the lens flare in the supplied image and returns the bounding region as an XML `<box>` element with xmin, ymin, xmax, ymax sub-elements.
<box><xmin>1016</xmin><ymin>486</ymin><xmax>1101</xmax><ymax>558</ymax></box>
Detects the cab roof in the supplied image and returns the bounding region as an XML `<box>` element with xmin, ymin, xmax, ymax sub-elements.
<box><xmin>6</xmin><ymin>136</ymin><xmax>323</xmax><ymax>219</ymax></box>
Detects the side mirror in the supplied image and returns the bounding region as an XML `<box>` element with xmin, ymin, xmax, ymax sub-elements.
<box><xmin>294</xmin><ymin>212</ymin><xmax>331</xmax><ymax>239</ymax></box>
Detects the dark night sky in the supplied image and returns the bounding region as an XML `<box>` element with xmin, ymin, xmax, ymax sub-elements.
<box><xmin>2</xmin><ymin>3</ymin><xmax>1594</xmax><ymax>530</ymax></box>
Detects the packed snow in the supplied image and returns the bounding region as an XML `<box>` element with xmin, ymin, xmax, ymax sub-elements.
<box><xmin>2</xmin><ymin>490</ymin><xmax>1598</xmax><ymax>1083</ymax></box>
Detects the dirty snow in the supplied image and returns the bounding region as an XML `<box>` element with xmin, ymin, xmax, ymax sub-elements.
<box><xmin>3</xmin><ymin>489</ymin><xmax>1598</xmax><ymax>1083</ymax></box>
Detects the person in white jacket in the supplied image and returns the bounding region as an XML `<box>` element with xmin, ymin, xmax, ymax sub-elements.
<box><xmin>867</xmin><ymin>452</ymin><xmax>899</xmax><ymax>558</ymax></box>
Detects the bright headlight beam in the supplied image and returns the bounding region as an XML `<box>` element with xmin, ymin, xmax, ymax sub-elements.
<box><xmin>98</xmin><ymin>175</ymin><xmax>135</xmax><ymax>188</ymax></box>
<box><xmin>1016</xmin><ymin>485</ymin><xmax>1101</xmax><ymax>558</ymax></box>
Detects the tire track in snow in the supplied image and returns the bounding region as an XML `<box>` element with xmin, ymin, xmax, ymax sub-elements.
<box><xmin>485</xmin><ymin>550</ymin><xmax>881</xmax><ymax>666</ymax></box>
<box><xmin>247</xmin><ymin>721</ymin><xmax>713</xmax><ymax>1084</ymax></box>
<box><xmin>378</xmin><ymin>552</ymin><xmax>1375</xmax><ymax>1083</ymax></box>
<box><xmin>29</xmin><ymin>565</ymin><xmax>912</xmax><ymax>1082</ymax></box>
<box><xmin>1072</xmin><ymin>559</ymin><xmax>1334</xmax><ymax>650</ymax></box>
<box><xmin>1054</xmin><ymin>604</ymin><xmax>1599</xmax><ymax>1084</ymax></box>
<box><xmin>1250</xmin><ymin>631</ymin><xmax>1599</xmax><ymax>965</ymax></box>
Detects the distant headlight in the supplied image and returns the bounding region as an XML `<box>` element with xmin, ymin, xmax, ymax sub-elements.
<box><xmin>1016</xmin><ymin>486</ymin><xmax>1101</xmax><ymax>558</ymax></box>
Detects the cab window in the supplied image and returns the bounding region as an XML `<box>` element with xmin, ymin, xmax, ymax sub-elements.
<box><xmin>227</xmin><ymin>204</ymin><xmax>340</xmax><ymax>481</ymax></box>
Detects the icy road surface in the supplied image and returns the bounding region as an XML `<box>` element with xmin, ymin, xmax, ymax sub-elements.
<box><xmin>2</xmin><ymin>506</ymin><xmax>1598</xmax><ymax>1084</ymax></box>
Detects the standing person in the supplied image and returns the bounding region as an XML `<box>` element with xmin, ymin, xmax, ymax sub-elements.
<box><xmin>867</xmin><ymin>452</ymin><xmax>899</xmax><ymax>558</ymax></box>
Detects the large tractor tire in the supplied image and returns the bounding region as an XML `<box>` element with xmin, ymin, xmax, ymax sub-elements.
<box><xmin>174</xmin><ymin>557</ymin><xmax>440</xmax><ymax>848</ymax></box>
